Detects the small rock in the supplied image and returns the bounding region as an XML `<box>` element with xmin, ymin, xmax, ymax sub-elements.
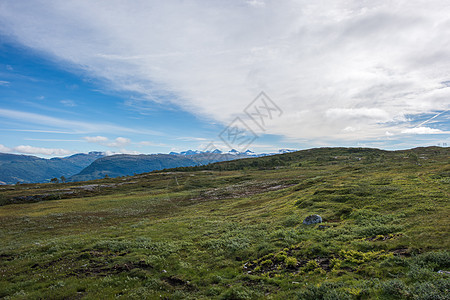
<box><xmin>303</xmin><ymin>214</ymin><xmax>322</xmax><ymax>225</ymax></box>
<box><xmin>438</xmin><ymin>270</ymin><xmax>450</xmax><ymax>274</ymax></box>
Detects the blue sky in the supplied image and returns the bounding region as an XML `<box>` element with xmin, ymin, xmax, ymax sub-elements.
<box><xmin>0</xmin><ymin>1</ymin><xmax>449</xmax><ymax>157</ymax></box>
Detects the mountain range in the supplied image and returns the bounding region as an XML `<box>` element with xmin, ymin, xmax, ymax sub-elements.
<box><xmin>0</xmin><ymin>149</ymin><xmax>297</xmax><ymax>184</ymax></box>
<box><xmin>0</xmin><ymin>152</ymin><xmax>105</xmax><ymax>185</ymax></box>
<box><xmin>69</xmin><ymin>152</ymin><xmax>250</xmax><ymax>182</ymax></box>
<box><xmin>170</xmin><ymin>148</ymin><xmax>296</xmax><ymax>156</ymax></box>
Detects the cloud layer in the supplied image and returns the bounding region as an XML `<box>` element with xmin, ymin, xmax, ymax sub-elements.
<box><xmin>1</xmin><ymin>0</ymin><xmax>449</xmax><ymax>143</ymax></box>
<box><xmin>0</xmin><ymin>109</ymin><xmax>159</xmax><ymax>135</ymax></box>
<box><xmin>84</xmin><ymin>136</ymin><xmax>131</xmax><ymax>148</ymax></box>
<box><xmin>0</xmin><ymin>144</ymin><xmax>75</xmax><ymax>156</ymax></box>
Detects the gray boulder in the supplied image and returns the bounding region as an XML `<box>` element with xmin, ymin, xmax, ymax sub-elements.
<box><xmin>303</xmin><ymin>214</ymin><xmax>322</xmax><ymax>225</ymax></box>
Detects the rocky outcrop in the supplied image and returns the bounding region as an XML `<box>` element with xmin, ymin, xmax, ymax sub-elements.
<box><xmin>303</xmin><ymin>214</ymin><xmax>322</xmax><ymax>225</ymax></box>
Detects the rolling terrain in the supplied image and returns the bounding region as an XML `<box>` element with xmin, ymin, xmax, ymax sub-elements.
<box><xmin>0</xmin><ymin>147</ymin><xmax>449</xmax><ymax>299</ymax></box>
<box><xmin>0</xmin><ymin>150</ymin><xmax>261</xmax><ymax>184</ymax></box>
<box><xmin>70</xmin><ymin>152</ymin><xmax>253</xmax><ymax>182</ymax></box>
<box><xmin>0</xmin><ymin>152</ymin><xmax>105</xmax><ymax>185</ymax></box>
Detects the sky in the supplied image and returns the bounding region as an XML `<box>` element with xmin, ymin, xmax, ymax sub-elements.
<box><xmin>0</xmin><ymin>0</ymin><xmax>449</xmax><ymax>157</ymax></box>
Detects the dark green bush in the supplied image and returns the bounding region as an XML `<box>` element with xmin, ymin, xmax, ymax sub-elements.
<box><xmin>350</xmin><ymin>209</ymin><xmax>396</xmax><ymax>226</ymax></box>
<box><xmin>220</xmin><ymin>285</ymin><xmax>254</xmax><ymax>300</ymax></box>
<box><xmin>379</xmin><ymin>279</ymin><xmax>411</xmax><ymax>298</ymax></box>
<box><xmin>283</xmin><ymin>214</ymin><xmax>301</xmax><ymax>227</ymax></box>
<box><xmin>296</xmin><ymin>282</ymin><xmax>351</xmax><ymax>300</ymax></box>
<box><xmin>354</xmin><ymin>224</ymin><xmax>402</xmax><ymax>237</ymax></box>
<box><xmin>412</xmin><ymin>251</ymin><xmax>450</xmax><ymax>270</ymax></box>
<box><xmin>411</xmin><ymin>279</ymin><xmax>450</xmax><ymax>300</ymax></box>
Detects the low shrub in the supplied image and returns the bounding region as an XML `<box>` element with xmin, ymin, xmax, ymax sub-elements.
<box><xmin>304</xmin><ymin>260</ymin><xmax>319</xmax><ymax>271</ymax></box>
<box><xmin>220</xmin><ymin>285</ymin><xmax>254</xmax><ymax>300</ymax></box>
<box><xmin>379</xmin><ymin>279</ymin><xmax>411</xmax><ymax>298</ymax></box>
<box><xmin>411</xmin><ymin>279</ymin><xmax>450</xmax><ymax>300</ymax></box>
<box><xmin>283</xmin><ymin>214</ymin><xmax>301</xmax><ymax>227</ymax></box>
<box><xmin>412</xmin><ymin>251</ymin><xmax>450</xmax><ymax>270</ymax></box>
<box><xmin>285</xmin><ymin>257</ymin><xmax>298</xmax><ymax>268</ymax></box>
<box><xmin>296</xmin><ymin>282</ymin><xmax>351</xmax><ymax>300</ymax></box>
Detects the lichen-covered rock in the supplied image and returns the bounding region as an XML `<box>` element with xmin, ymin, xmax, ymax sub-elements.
<box><xmin>302</xmin><ymin>214</ymin><xmax>322</xmax><ymax>225</ymax></box>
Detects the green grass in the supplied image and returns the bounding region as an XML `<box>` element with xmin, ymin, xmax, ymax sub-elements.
<box><xmin>0</xmin><ymin>147</ymin><xmax>449</xmax><ymax>299</ymax></box>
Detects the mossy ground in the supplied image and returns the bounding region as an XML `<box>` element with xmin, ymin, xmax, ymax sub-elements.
<box><xmin>0</xmin><ymin>147</ymin><xmax>449</xmax><ymax>299</ymax></box>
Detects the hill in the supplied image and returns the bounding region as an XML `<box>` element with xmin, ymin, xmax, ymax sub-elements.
<box><xmin>0</xmin><ymin>149</ymin><xmax>290</xmax><ymax>184</ymax></box>
<box><xmin>70</xmin><ymin>152</ymin><xmax>251</xmax><ymax>182</ymax></box>
<box><xmin>0</xmin><ymin>152</ymin><xmax>105</xmax><ymax>184</ymax></box>
<box><xmin>0</xmin><ymin>146</ymin><xmax>449</xmax><ymax>299</ymax></box>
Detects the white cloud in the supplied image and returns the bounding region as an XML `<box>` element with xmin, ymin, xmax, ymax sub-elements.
<box><xmin>24</xmin><ymin>138</ymin><xmax>82</xmax><ymax>142</ymax></box>
<box><xmin>12</xmin><ymin>145</ymin><xmax>75</xmax><ymax>156</ymax></box>
<box><xmin>85</xmin><ymin>136</ymin><xmax>167</xmax><ymax>149</ymax></box>
<box><xmin>84</xmin><ymin>136</ymin><xmax>131</xmax><ymax>148</ymax></box>
<box><xmin>326</xmin><ymin>108</ymin><xmax>391</xmax><ymax>122</ymax></box>
<box><xmin>0</xmin><ymin>80</ymin><xmax>10</xmax><ymax>86</ymax></box>
<box><xmin>0</xmin><ymin>144</ymin><xmax>12</xmax><ymax>152</ymax></box>
<box><xmin>138</xmin><ymin>141</ymin><xmax>154</xmax><ymax>146</ymax></box>
<box><xmin>137</xmin><ymin>141</ymin><xmax>167</xmax><ymax>147</ymax></box>
<box><xmin>84</xmin><ymin>136</ymin><xmax>109</xmax><ymax>143</ymax></box>
<box><xmin>0</xmin><ymin>1</ymin><xmax>449</xmax><ymax>143</ymax></box>
<box><xmin>401</xmin><ymin>127</ymin><xmax>445</xmax><ymax>134</ymax></box>
<box><xmin>1</xmin><ymin>143</ymin><xmax>76</xmax><ymax>156</ymax></box>
<box><xmin>246</xmin><ymin>0</ymin><xmax>266</xmax><ymax>8</ymax></box>
<box><xmin>175</xmin><ymin>137</ymin><xmax>209</xmax><ymax>142</ymax></box>
<box><xmin>118</xmin><ymin>149</ymin><xmax>140</xmax><ymax>155</ymax></box>
<box><xmin>104</xmin><ymin>149</ymin><xmax>141</xmax><ymax>156</ymax></box>
<box><xmin>343</xmin><ymin>126</ymin><xmax>357</xmax><ymax>132</ymax></box>
<box><xmin>10</xmin><ymin>129</ymin><xmax>76</xmax><ymax>134</ymax></box>
<box><xmin>107</xmin><ymin>137</ymin><xmax>131</xmax><ymax>148</ymax></box>
<box><xmin>0</xmin><ymin>108</ymin><xmax>160</xmax><ymax>135</ymax></box>
<box><xmin>60</xmin><ymin>99</ymin><xmax>76</xmax><ymax>107</ymax></box>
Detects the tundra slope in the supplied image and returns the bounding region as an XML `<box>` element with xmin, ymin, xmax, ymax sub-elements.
<box><xmin>0</xmin><ymin>147</ymin><xmax>448</xmax><ymax>299</ymax></box>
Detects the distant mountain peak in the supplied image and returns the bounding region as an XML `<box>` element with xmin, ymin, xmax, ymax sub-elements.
<box><xmin>228</xmin><ymin>149</ymin><xmax>240</xmax><ymax>155</ymax></box>
<box><xmin>278</xmin><ymin>149</ymin><xmax>296</xmax><ymax>154</ymax></box>
<box><xmin>88</xmin><ymin>151</ymin><xmax>105</xmax><ymax>156</ymax></box>
<box><xmin>178</xmin><ymin>150</ymin><xmax>201</xmax><ymax>156</ymax></box>
<box><xmin>168</xmin><ymin>148</ymin><xmax>295</xmax><ymax>157</ymax></box>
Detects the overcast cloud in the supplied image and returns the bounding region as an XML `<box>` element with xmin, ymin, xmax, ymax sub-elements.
<box><xmin>0</xmin><ymin>0</ymin><xmax>449</xmax><ymax>144</ymax></box>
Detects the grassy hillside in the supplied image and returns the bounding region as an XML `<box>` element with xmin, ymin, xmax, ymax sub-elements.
<box><xmin>0</xmin><ymin>147</ymin><xmax>449</xmax><ymax>299</ymax></box>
